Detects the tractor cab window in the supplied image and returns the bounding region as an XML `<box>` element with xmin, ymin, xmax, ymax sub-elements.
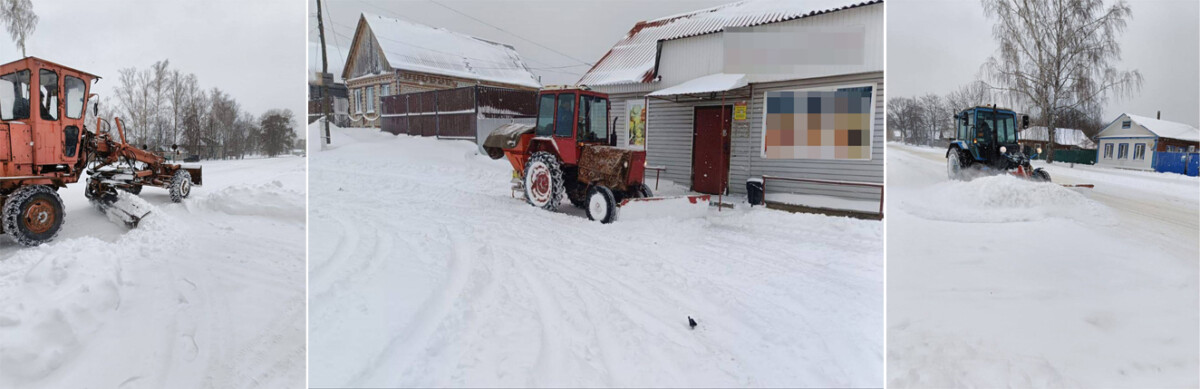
<box><xmin>39</xmin><ymin>69</ymin><xmax>59</xmax><ymax>120</ymax></box>
<box><xmin>554</xmin><ymin>93</ymin><xmax>575</xmax><ymax>137</ymax></box>
<box><xmin>535</xmin><ymin>93</ymin><xmax>556</xmax><ymax>136</ymax></box>
<box><xmin>995</xmin><ymin>115</ymin><xmax>1016</xmax><ymax>143</ymax></box>
<box><xmin>974</xmin><ymin>111</ymin><xmax>991</xmax><ymax>145</ymax></box>
<box><xmin>65</xmin><ymin>76</ymin><xmax>86</xmax><ymax>119</ymax></box>
<box><xmin>0</xmin><ymin>69</ymin><xmax>31</xmax><ymax>120</ymax></box>
<box><xmin>577</xmin><ymin>95</ymin><xmax>608</xmax><ymax>142</ymax></box>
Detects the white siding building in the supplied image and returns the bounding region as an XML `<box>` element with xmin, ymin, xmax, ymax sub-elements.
<box><xmin>1095</xmin><ymin>113</ymin><xmax>1199</xmax><ymax>171</ymax></box>
<box><xmin>578</xmin><ymin>0</ymin><xmax>884</xmax><ymax>214</ymax></box>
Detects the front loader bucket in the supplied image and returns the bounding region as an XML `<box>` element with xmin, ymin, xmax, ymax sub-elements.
<box><xmin>615</xmin><ymin>194</ymin><xmax>711</xmax><ymax>222</ymax></box>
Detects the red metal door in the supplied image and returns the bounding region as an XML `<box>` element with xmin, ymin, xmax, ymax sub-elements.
<box><xmin>691</xmin><ymin>105</ymin><xmax>732</xmax><ymax>195</ymax></box>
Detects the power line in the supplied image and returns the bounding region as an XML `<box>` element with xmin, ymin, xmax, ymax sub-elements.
<box><xmin>426</xmin><ymin>0</ymin><xmax>594</xmax><ymax>67</ymax></box>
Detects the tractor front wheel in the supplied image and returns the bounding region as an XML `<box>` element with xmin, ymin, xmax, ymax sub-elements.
<box><xmin>524</xmin><ymin>151</ymin><xmax>564</xmax><ymax>211</ymax></box>
<box><xmin>169</xmin><ymin>170</ymin><xmax>193</xmax><ymax>203</ymax></box>
<box><xmin>2</xmin><ymin>185</ymin><xmax>65</xmax><ymax>246</ymax></box>
<box><xmin>1031</xmin><ymin>168</ymin><xmax>1051</xmax><ymax>182</ymax></box>
<box><xmin>586</xmin><ymin>185</ymin><xmax>617</xmax><ymax>224</ymax></box>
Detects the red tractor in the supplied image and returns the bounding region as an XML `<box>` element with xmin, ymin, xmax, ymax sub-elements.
<box><xmin>484</xmin><ymin>86</ymin><xmax>708</xmax><ymax>223</ymax></box>
<box><xmin>0</xmin><ymin>57</ymin><xmax>202</xmax><ymax>246</ymax></box>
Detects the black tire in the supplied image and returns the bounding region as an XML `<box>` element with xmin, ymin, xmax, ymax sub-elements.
<box><xmin>1031</xmin><ymin>168</ymin><xmax>1051</xmax><ymax>182</ymax></box>
<box><xmin>586</xmin><ymin>185</ymin><xmax>617</xmax><ymax>224</ymax></box>
<box><xmin>632</xmin><ymin>183</ymin><xmax>653</xmax><ymax>198</ymax></box>
<box><xmin>947</xmin><ymin>149</ymin><xmax>966</xmax><ymax>181</ymax></box>
<box><xmin>2</xmin><ymin>185</ymin><xmax>65</xmax><ymax>246</ymax></box>
<box><xmin>523</xmin><ymin>151</ymin><xmax>564</xmax><ymax>211</ymax></box>
<box><xmin>169</xmin><ymin>170</ymin><xmax>193</xmax><ymax>203</ymax></box>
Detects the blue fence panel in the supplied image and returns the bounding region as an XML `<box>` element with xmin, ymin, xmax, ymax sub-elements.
<box><xmin>1155</xmin><ymin>152</ymin><xmax>1200</xmax><ymax>176</ymax></box>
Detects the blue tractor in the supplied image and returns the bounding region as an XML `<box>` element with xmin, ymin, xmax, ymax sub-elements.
<box><xmin>945</xmin><ymin>106</ymin><xmax>1051</xmax><ymax>182</ymax></box>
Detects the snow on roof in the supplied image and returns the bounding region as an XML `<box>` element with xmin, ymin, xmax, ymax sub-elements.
<box><xmin>577</xmin><ymin>0</ymin><xmax>881</xmax><ymax>86</ymax></box>
<box><xmin>1019</xmin><ymin>127</ymin><xmax>1096</xmax><ymax>149</ymax></box>
<box><xmin>360</xmin><ymin>13</ymin><xmax>541</xmax><ymax>89</ymax></box>
<box><xmin>647</xmin><ymin>73</ymin><xmax>747</xmax><ymax>96</ymax></box>
<box><xmin>1124</xmin><ymin>114</ymin><xmax>1200</xmax><ymax>142</ymax></box>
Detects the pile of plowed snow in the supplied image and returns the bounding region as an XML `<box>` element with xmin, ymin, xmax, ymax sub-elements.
<box><xmin>185</xmin><ymin>180</ymin><xmax>306</xmax><ymax>223</ymax></box>
<box><xmin>899</xmin><ymin>175</ymin><xmax>1110</xmax><ymax>223</ymax></box>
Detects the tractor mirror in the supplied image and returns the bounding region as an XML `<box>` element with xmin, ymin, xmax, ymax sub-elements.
<box><xmin>1022</xmin><ymin>115</ymin><xmax>1030</xmax><ymax>129</ymax></box>
<box><xmin>92</xmin><ymin>101</ymin><xmax>98</xmax><ymax>117</ymax></box>
<box><xmin>171</xmin><ymin>144</ymin><xmax>178</xmax><ymax>151</ymax></box>
<box><xmin>960</xmin><ymin>114</ymin><xmax>969</xmax><ymax>127</ymax></box>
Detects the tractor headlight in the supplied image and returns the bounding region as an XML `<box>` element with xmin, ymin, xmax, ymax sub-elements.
<box><xmin>1037</xmin><ymin>147</ymin><xmax>1043</xmax><ymax>154</ymax></box>
<box><xmin>1000</xmin><ymin>146</ymin><xmax>1007</xmax><ymax>154</ymax></box>
<box><xmin>623</xmin><ymin>161</ymin><xmax>629</xmax><ymax>168</ymax></box>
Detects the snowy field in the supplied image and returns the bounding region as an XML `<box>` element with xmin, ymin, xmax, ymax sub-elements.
<box><xmin>0</xmin><ymin>156</ymin><xmax>306</xmax><ymax>388</ymax></box>
<box><xmin>308</xmin><ymin>125</ymin><xmax>884</xmax><ymax>387</ymax></box>
<box><xmin>886</xmin><ymin>142</ymin><xmax>1199</xmax><ymax>388</ymax></box>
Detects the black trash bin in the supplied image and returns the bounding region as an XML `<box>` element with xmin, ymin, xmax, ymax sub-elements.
<box><xmin>746</xmin><ymin>179</ymin><xmax>764</xmax><ymax>206</ymax></box>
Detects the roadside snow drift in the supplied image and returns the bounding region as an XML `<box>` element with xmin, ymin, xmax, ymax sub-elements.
<box><xmin>309</xmin><ymin>127</ymin><xmax>884</xmax><ymax>387</ymax></box>
<box><xmin>887</xmin><ymin>143</ymin><xmax>1199</xmax><ymax>388</ymax></box>
<box><xmin>0</xmin><ymin>157</ymin><xmax>306</xmax><ymax>388</ymax></box>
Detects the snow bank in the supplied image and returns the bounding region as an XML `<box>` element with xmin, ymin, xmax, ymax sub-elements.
<box><xmin>184</xmin><ymin>180</ymin><xmax>305</xmax><ymax>223</ymax></box>
<box><xmin>899</xmin><ymin>175</ymin><xmax>1110</xmax><ymax>224</ymax></box>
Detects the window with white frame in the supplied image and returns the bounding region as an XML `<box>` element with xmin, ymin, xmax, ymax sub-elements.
<box><xmin>1133</xmin><ymin>144</ymin><xmax>1145</xmax><ymax>160</ymax></box>
<box><xmin>367</xmin><ymin>86</ymin><xmax>375</xmax><ymax>113</ymax></box>
<box><xmin>1118</xmin><ymin>143</ymin><xmax>1129</xmax><ymax>159</ymax></box>
<box><xmin>1103</xmin><ymin>143</ymin><xmax>1113</xmax><ymax>158</ymax></box>
<box><xmin>355</xmin><ymin>89</ymin><xmax>363</xmax><ymax>113</ymax></box>
<box><xmin>1121</xmin><ymin>120</ymin><xmax>1131</xmax><ymax>129</ymax></box>
<box><xmin>1190</xmin><ymin>145</ymin><xmax>1196</xmax><ymax>153</ymax></box>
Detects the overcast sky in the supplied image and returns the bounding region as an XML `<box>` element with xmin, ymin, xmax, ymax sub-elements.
<box><xmin>888</xmin><ymin>0</ymin><xmax>1200</xmax><ymax>127</ymax></box>
<box><xmin>0</xmin><ymin>0</ymin><xmax>307</xmax><ymax>134</ymax></box>
<box><xmin>309</xmin><ymin>0</ymin><xmax>729</xmax><ymax>85</ymax></box>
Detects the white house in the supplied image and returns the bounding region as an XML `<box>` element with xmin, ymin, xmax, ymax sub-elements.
<box><xmin>1095</xmin><ymin>113</ymin><xmax>1199</xmax><ymax>171</ymax></box>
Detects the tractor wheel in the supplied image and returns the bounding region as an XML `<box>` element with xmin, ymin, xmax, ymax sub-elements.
<box><xmin>947</xmin><ymin>149</ymin><xmax>966</xmax><ymax>181</ymax></box>
<box><xmin>523</xmin><ymin>151</ymin><xmax>564</xmax><ymax>211</ymax></box>
<box><xmin>586</xmin><ymin>185</ymin><xmax>617</xmax><ymax>224</ymax></box>
<box><xmin>169</xmin><ymin>170</ymin><xmax>193</xmax><ymax>203</ymax></box>
<box><xmin>631</xmin><ymin>183</ymin><xmax>653</xmax><ymax>198</ymax></box>
<box><xmin>123</xmin><ymin>184</ymin><xmax>143</xmax><ymax>195</ymax></box>
<box><xmin>1031</xmin><ymin>168</ymin><xmax>1051</xmax><ymax>182</ymax></box>
<box><xmin>2</xmin><ymin>185</ymin><xmax>65</xmax><ymax>246</ymax></box>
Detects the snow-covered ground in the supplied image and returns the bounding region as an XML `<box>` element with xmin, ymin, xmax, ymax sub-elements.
<box><xmin>308</xmin><ymin>125</ymin><xmax>884</xmax><ymax>387</ymax></box>
<box><xmin>886</xmin><ymin>142</ymin><xmax>1199</xmax><ymax>388</ymax></box>
<box><xmin>0</xmin><ymin>156</ymin><xmax>306</xmax><ymax>388</ymax></box>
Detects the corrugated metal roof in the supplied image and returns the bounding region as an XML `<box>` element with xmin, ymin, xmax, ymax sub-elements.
<box><xmin>361</xmin><ymin>13</ymin><xmax>542</xmax><ymax>89</ymax></box>
<box><xmin>577</xmin><ymin>0</ymin><xmax>882</xmax><ymax>86</ymax></box>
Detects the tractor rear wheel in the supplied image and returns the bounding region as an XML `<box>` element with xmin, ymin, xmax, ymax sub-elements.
<box><xmin>586</xmin><ymin>185</ymin><xmax>617</xmax><ymax>224</ymax></box>
<box><xmin>169</xmin><ymin>170</ymin><xmax>193</xmax><ymax>203</ymax></box>
<box><xmin>524</xmin><ymin>151</ymin><xmax>564</xmax><ymax>211</ymax></box>
<box><xmin>947</xmin><ymin>149</ymin><xmax>966</xmax><ymax>181</ymax></box>
<box><xmin>2</xmin><ymin>185</ymin><xmax>65</xmax><ymax>246</ymax></box>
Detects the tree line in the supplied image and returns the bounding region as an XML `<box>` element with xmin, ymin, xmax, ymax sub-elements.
<box><xmin>101</xmin><ymin>59</ymin><xmax>299</xmax><ymax>159</ymax></box>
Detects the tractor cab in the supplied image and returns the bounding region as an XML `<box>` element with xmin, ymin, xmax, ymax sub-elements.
<box><xmin>532</xmin><ymin>86</ymin><xmax>611</xmax><ymax>165</ymax></box>
<box><xmin>946</xmin><ymin>106</ymin><xmax>1051</xmax><ymax>182</ymax></box>
<box><xmin>951</xmin><ymin>106</ymin><xmax>1029</xmax><ymax>165</ymax></box>
<box><xmin>1</xmin><ymin>57</ymin><xmax>100</xmax><ymax>183</ymax></box>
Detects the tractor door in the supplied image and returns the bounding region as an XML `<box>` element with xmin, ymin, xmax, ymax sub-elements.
<box><xmin>550</xmin><ymin>92</ymin><xmax>579</xmax><ymax>164</ymax></box>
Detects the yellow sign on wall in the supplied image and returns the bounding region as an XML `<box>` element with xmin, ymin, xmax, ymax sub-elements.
<box><xmin>733</xmin><ymin>102</ymin><xmax>748</xmax><ymax>121</ymax></box>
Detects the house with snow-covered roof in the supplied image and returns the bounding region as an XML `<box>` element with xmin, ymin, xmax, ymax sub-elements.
<box><xmin>577</xmin><ymin>0</ymin><xmax>884</xmax><ymax>217</ymax></box>
<box><xmin>1095</xmin><ymin>112</ymin><xmax>1199</xmax><ymax>172</ymax></box>
<box><xmin>340</xmin><ymin>13</ymin><xmax>541</xmax><ymax>128</ymax></box>
<box><xmin>1018</xmin><ymin>127</ymin><xmax>1096</xmax><ymax>150</ymax></box>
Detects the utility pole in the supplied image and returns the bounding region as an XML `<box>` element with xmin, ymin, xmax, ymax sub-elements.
<box><xmin>317</xmin><ymin>0</ymin><xmax>332</xmax><ymax>145</ymax></box>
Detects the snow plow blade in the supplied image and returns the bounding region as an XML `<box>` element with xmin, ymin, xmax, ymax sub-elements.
<box><xmin>615</xmin><ymin>194</ymin><xmax>711</xmax><ymax>222</ymax></box>
<box><xmin>1060</xmin><ymin>184</ymin><xmax>1095</xmax><ymax>188</ymax></box>
<box><xmin>92</xmin><ymin>193</ymin><xmax>153</xmax><ymax>228</ymax></box>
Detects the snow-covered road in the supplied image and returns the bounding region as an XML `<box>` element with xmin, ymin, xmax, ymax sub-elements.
<box><xmin>886</xmin><ymin>143</ymin><xmax>1199</xmax><ymax>388</ymax></box>
<box><xmin>308</xmin><ymin>126</ymin><xmax>884</xmax><ymax>387</ymax></box>
<box><xmin>0</xmin><ymin>156</ymin><xmax>307</xmax><ymax>388</ymax></box>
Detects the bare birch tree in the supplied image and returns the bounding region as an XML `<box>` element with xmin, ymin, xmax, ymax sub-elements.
<box><xmin>981</xmin><ymin>0</ymin><xmax>1142</xmax><ymax>162</ymax></box>
<box><xmin>0</xmin><ymin>0</ymin><xmax>36</xmax><ymax>57</ymax></box>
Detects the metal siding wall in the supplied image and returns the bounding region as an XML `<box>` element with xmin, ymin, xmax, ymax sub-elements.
<box><xmin>731</xmin><ymin>4</ymin><xmax>884</xmax><ymax>83</ymax></box>
<box><xmin>643</xmin><ymin>73</ymin><xmax>884</xmax><ymax>201</ymax></box>
<box><xmin>658</xmin><ymin>33</ymin><xmax>726</xmax><ymax>87</ymax></box>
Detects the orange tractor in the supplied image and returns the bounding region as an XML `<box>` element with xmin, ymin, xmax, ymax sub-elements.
<box><xmin>483</xmin><ymin>86</ymin><xmax>708</xmax><ymax>223</ymax></box>
<box><xmin>0</xmin><ymin>57</ymin><xmax>202</xmax><ymax>246</ymax></box>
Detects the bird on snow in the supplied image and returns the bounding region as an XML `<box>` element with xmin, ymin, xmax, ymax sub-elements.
<box><xmin>688</xmin><ymin>316</ymin><xmax>697</xmax><ymax>329</ymax></box>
